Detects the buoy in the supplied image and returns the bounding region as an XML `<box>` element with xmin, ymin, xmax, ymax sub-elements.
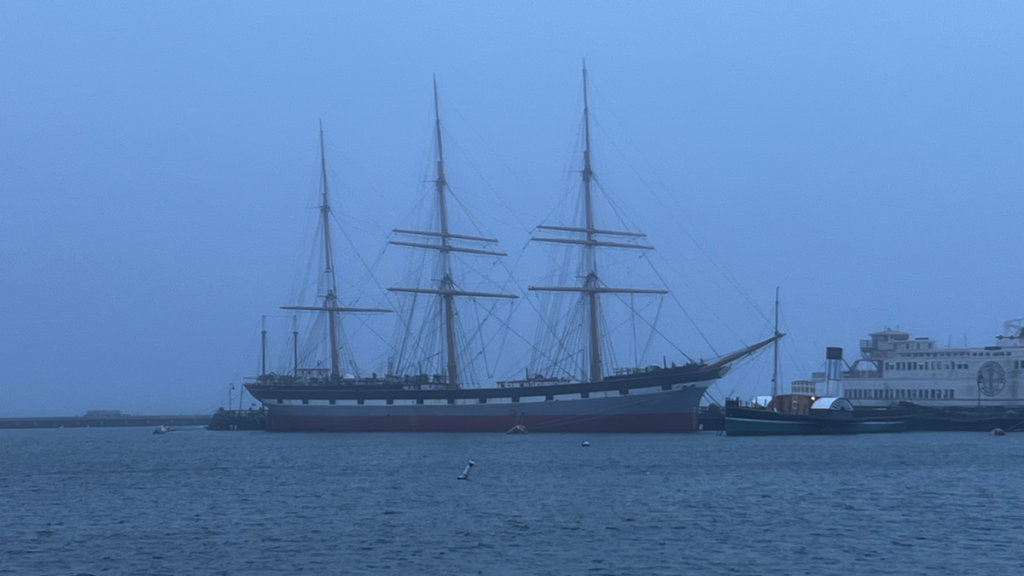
<box><xmin>991</xmin><ymin>428</ymin><xmax>1006</xmax><ymax>436</ymax></box>
<box><xmin>581</xmin><ymin>441</ymin><xmax>590</xmax><ymax>447</ymax></box>
<box><xmin>457</xmin><ymin>460</ymin><xmax>475</xmax><ymax>480</ymax></box>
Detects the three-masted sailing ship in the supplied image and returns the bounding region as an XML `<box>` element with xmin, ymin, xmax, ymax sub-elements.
<box><xmin>245</xmin><ymin>67</ymin><xmax>778</xmax><ymax>432</ymax></box>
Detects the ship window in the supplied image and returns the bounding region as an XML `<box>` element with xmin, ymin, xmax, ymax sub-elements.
<box><xmin>277</xmin><ymin>398</ymin><xmax>283</xmax><ymax>404</ymax></box>
<box><xmin>329</xmin><ymin>399</ymin><xmax>336</xmax><ymax>405</ymax></box>
<box><xmin>950</xmin><ymin>389</ymin><xmax>955</xmax><ymax>399</ymax></box>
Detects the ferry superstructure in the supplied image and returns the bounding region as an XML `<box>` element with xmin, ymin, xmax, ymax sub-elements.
<box><xmin>840</xmin><ymin>320</ymin><xmax>1024</xmax><ymax>408</ymax></box>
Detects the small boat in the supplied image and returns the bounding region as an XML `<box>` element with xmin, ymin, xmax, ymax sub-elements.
<box><xmin>724</xmin><ymin>290</ymin><xmax>906</xmax><ymax>436</ymax></box>
<box><xmin>506</xmin><ymin>424</ymin><xmax>528</xmax><ymax>435</ymax></box>
<box><xmin>152</xmin><ymin>425</ymin><xmax>170</xmax><ymax>435</ymax></box>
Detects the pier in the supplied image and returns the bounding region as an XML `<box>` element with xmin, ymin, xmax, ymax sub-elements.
<box><xmin>0</xmin><ymin>413</ymin><xmax>210</xmax><ymax>429</ymax></box>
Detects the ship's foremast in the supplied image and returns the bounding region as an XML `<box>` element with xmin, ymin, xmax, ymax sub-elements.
<box><xmin>280</xmin><ymin>122</ymin><xmax>391</xmax><ymax>382</ymax></box>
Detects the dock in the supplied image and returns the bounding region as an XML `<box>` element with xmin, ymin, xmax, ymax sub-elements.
<box><xmin>0</xmin><ymin>414</ymin><xmax>211</xmax><ymax>429</ymax></box>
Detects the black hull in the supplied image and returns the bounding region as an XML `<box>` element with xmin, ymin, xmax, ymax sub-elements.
<box><xmin>207</xmin><ymin>409</ymin><xmax>266</xmax><ymax>431</ymax></box>
<box><xmin>856</xmin><ymin>405</ymin><xmax>1024</xmax><ymax>432</ymax></box>
<box><xmin>725</xmin><ymin>406</ymin><xmax>908</xmax><ymax>436</ymax></box>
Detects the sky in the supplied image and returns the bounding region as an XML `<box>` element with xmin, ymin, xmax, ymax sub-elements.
<box><xmin>1</xmin><ymin>1</ymin><xmax>1022</xmax><ymax>416</ymax></box>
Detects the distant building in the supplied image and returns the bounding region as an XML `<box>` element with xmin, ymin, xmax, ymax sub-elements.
<box><xmin>84</xmin><ymin>410</ymin><xmax>122</xmax><ymax>418</ymax></box>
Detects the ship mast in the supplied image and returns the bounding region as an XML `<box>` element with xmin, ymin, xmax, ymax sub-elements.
<box><xmin>318</xmin><ymin>123</ymin><xmax>342</xmax><ymax>379</ymax></box>
<box><xmin>581</xmin><ymin>65</ymin><xmax>601</xmax><ymax>383</ymax></box>
<box><xmin>529</xmin><ymin>62</ymin><xmax>666</xmax><ymax>383</ymax></box>
<box><xmin>433</xmin><ymin>78</ymin><xmax>458</xmax><ymax>388</ymax></box>
<box><xmin>388</xmin><ymin>77</ymin><xmax>517</xmax><ymax>388</ymax></box>
<box><xmin>280</xmin><ymin>122</ymin><xmax>391</xmax><ymax>382</ymax></box>
<box><xmin>771</xmin><ymin>287</ymin><xmax>780</xmax><ymax>397</ymax></box>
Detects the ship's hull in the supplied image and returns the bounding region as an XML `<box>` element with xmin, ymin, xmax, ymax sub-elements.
<box><xmin>247</xmin><ymin>366</ymin><xmax>718</xmax><ymax>432</ymax></box>
<box><xmin>724</xmin><ymin>406</ymin><xmax>908</xmax><ymax>436</ymax></box>
<box><xmin>262</xmin><ymin>385</ymin><xmax>705</xmax><ymax>432</ymax></box>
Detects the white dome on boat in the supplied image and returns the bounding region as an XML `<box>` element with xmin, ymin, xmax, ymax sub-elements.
<box><xmin>811</xmin><ymin>397</ymin><xmax>854</xmax><ymax>411</ymax></box>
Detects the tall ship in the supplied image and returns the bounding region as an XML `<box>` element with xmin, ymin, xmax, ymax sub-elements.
<box><xmin>837</xmin><ymin>320</ymin><xmax>1024</xmax><ymax>408</ymax></box>
<box><xmin>244</xmin><ymin>67</ymin><xmax>777</xmax><ymax>432</ymax></box>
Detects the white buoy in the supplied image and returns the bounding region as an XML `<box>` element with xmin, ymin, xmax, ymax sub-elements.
<box><xmin>457</xmin><ymin>460</ymin><xmax>476</xmax><ymax>480</ymax></box>
<box><xmin>581</xmin><ymin>440</ymin><xmax>590</xmax><ymax>447</ymax></box>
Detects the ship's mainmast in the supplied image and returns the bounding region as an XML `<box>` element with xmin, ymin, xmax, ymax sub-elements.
<box><xmin>529</xmin><ymin>63</ymin><xmax>666</xmax><ymax>383</ymax></box>
<box><xmin>388</xmin><ymin>77</ymin><xmax>517</xmax><ymax>388</ymax></box>
<box><xmin>281</xmin><ymin>122</ymin><xmax>390</xmax><ymax>382</ymax></box>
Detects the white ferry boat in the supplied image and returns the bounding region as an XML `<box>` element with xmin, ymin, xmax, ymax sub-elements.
<box><xmin>840</xmin><ymin>319</ymin><xmax>1024</xmax><ymax>408</ymax></box>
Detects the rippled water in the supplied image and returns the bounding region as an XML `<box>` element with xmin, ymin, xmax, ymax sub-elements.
<box><xmin>1</xmin><ymin>428</ymin><xmax>1021</xmax><ymax>575</ymax></box>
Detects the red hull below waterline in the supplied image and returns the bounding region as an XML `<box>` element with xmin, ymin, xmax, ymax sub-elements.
<box><xmin>265</xmin><ymin>412</ymin><xmax>700</xmax><ymax>433</ymax></box>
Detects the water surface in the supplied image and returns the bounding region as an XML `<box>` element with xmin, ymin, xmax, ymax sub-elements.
<box><xmin>1</xmin><ymin>429</ymin><xmax>1020</xmax><ymax>575</ymax></box>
